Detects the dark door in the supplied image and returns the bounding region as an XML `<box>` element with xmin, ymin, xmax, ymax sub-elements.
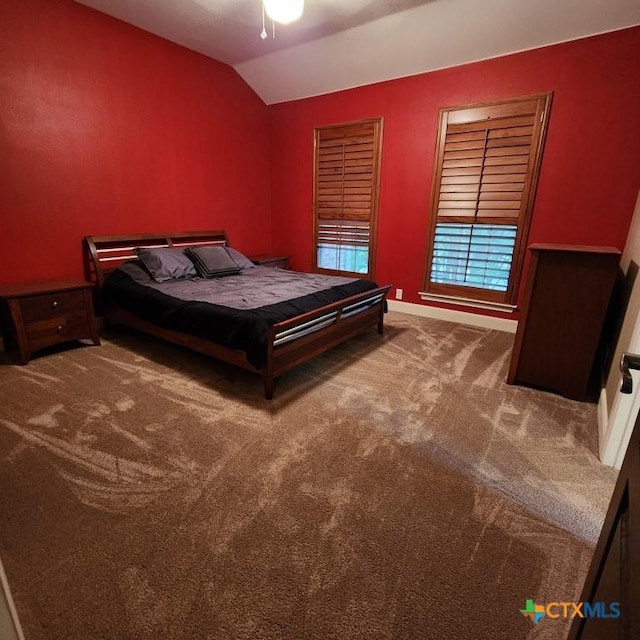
<box><xmin>569</xmin><ymin>387</ymin><xmax>640</xmax><ymax>639</ymax></box>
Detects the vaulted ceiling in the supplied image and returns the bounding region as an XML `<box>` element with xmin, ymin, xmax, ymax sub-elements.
<box><xmin>75</xmin><ymin>0</ymin><xmax>640</xmax><ymax>104</ymax></box>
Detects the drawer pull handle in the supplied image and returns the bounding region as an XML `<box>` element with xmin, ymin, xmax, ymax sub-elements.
<box><xmin>52</xmin><ymin>301</ymin><xmax>59</xmax><ymax>308</ymax></box>
<box><xmin>56</xmin><ymin>325</ymin><xmax>63</xmax><ymax>333</ymax></box>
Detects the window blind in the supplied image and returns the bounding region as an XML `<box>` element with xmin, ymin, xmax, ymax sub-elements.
<box><xmin>424</xmin><ymin>94</ymin><xmax>552</xmax><ymax>304</ymax></box>
<box><xmin>431</xmin><ymin>223</ymin><xmax>517</xmax><ymax>291</ymax></box>
<box><xmin>313</xmin><ymin>119</ymin><xmax>383</xmax><ymax>277</ymax></box>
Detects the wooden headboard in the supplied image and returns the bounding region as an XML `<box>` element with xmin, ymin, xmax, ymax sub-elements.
<box><xmin>84</xmin><ymin>230</ymin><xmax>229</xmax><ymax>288</ymax></box>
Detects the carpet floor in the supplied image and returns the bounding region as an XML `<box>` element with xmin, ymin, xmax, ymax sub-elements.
<box><xmin>0</xmin><ymin>312</ymin><xmax>617</xmax><ymax>639</ymax></box>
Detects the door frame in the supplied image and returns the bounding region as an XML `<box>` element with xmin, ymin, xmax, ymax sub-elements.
<box><xmin>600</xmin><ymin>312</ymin><xmax>640</xmax><ymax>468</ymax></box>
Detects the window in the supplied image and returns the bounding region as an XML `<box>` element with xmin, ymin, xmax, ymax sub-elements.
<box><xmin>313</xmin><ymin>119</ymin><xmax>383</xmax><ymax>278</ymax></box>
<box><xmin>422</xmin><ymin>94</ymin><xmax>552</xmax><ymax>308</ymax></box>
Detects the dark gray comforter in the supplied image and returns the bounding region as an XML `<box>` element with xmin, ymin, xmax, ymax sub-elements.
<box><xmin>120</xmin><ymin>262</ymin><xmax>359</xmax><ymax>310</ymax></box>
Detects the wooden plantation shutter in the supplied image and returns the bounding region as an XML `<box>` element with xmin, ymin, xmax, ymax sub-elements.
<box><xmin>313</xmin><ymin>118</ymin><xmax>383</xmax><ymax>278</ymax></box>
<box><xmin>423</xmin><ymin>94</ymin><xmax>552</xmax><ymax>307</ymax></box>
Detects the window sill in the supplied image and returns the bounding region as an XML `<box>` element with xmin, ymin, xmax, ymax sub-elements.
<box><xmin>419</xmin><ymin>292</ymin><xmax>517</xmax><ymax>314</ymax></box>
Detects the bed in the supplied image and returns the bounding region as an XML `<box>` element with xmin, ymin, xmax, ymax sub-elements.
<box><xmin>84</xmin><ymin>231</ymin><xmax>391</xmax><ymax>399</ymax></box>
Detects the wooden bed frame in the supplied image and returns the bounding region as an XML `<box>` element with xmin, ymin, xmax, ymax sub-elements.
<box><xmin>84</xmin><ymin>231</ymin><xmax>391</xmax><ymax>399</ymax></box>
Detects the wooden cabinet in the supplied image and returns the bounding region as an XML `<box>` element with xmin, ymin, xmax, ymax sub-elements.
<box><xmin>249</xmin><ymin>254</ymin><xmax>290</xmax><ymax>270</ymax></box>
<box><xmin>507</xmin><ymin>244</ymin><xmax>620</xmax><ymax>401</ymax></box>
<box><xmin>0</xmin><ymin>279</ymin><xmax>101</xmax><ymax>364</ymax></box>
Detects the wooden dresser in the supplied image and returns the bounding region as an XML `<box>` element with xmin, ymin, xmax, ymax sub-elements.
<box><xmin>507</xmin><ymin>244</ymin><xmax>620</xmax><ymax>401</ymax></box>
<box><xmin>0</xmin><ymin>279</ymin><xmax>100</xmax><ymax>364</ymax></box>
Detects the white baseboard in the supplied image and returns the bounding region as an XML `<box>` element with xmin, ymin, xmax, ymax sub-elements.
<box><xmin>387</xmin><ymin>300</ymin><xmax>518</xmax><ymax>333</ymax></box>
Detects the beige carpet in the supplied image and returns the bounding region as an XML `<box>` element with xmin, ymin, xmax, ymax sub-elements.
<box><xmin>0</xmin><ymin>312</ymin><xmax>617</xmax><ymax>639</ymax></box>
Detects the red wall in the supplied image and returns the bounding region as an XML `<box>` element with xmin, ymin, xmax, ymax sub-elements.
<box><xmin>3</xmin><ymin>0</ymin><xmax>639</xmax><ymax>317</ymax></box>
<box><xmin>0</xmin><ymin>0</ymin><xmax>272</xmax><ymax>283</ymax></box>
<box><xmin>269</xmin><ymin>27</ymin><xmax>640</xmax><ymax>315</ymax></box>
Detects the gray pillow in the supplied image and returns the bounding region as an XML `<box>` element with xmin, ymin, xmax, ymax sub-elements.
<box><xmin>185</xmin><ymin>246</ymin><xmax>241</xmax><ymax>278</ymax></box>
<box><xmin>226</xmin><ymin>247</ymin><xmax>255</xmax><ymax>269</ymax></box>
<box><xmin>134</xmin><ymin>247</ymin><xmax>197</xmax><ymax>282</ymax></box>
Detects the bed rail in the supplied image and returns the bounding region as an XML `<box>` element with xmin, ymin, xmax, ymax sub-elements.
<box><xmin>272</xmin><ymin>291</ymin><xmax>386</xmax><ymax>347</ymax></box>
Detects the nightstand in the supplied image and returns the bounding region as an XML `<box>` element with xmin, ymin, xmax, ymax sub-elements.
<box><xmin>249</xmin><ymin>254</ymin><xmax>290</xmax><ymax>270</ymax></box>
<box><xmin>0</xmin><ymin>279</ymin><xmax>101</xmax><ymax>364</ymax></box>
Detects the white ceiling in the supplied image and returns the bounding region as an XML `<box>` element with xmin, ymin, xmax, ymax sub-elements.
<box><xmin>76</xmin><ymin>0</ymin><xmax>640</xmax><ymax>104</ymax></box>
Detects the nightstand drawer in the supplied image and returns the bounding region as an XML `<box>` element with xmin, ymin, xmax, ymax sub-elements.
<box><xmin>20</xmin><ymin>290</ymin><xmax>86</xmax><ymax>323</ymax></box>
<box><xmin>25</xmin><ymin>314</ymin><xmax>91</xmax><ymax>350</ymax></box>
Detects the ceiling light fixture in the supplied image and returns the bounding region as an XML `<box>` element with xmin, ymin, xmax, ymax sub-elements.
<box><xmin>263</xmin><ymin>0</ymin><xmax>304</xmax><ymax>25</ymax></box>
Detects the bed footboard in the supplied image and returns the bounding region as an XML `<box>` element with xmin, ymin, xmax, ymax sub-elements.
<box><xmin>262</xmin><ymin>285</ymin><xmax>391</xmax><ymax>399</ymax></box>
